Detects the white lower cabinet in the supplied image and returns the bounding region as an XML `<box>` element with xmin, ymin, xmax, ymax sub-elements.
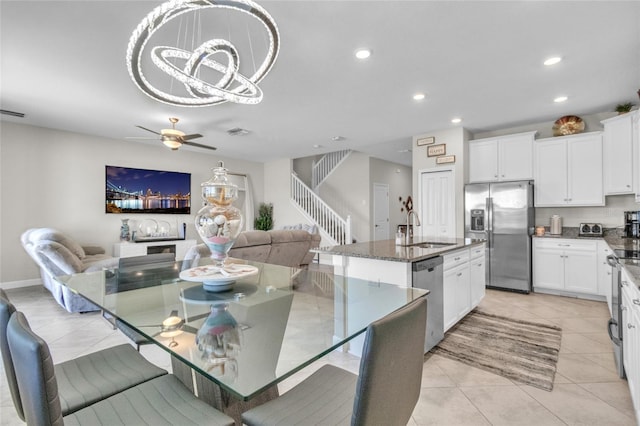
<box><xmin>443</xmin><ymin>248</ymin><xmax>471</xmax><ymax>331</ymax></box>
<box><xmin>597</xmin><ymin>241</ymin><xmax>613</xmax><ymax>314</ymax></box>
<box><xmin>621</xmin><ymin>275</ymin><xmax>640</xmax><ymax>421</ymax></box>
<box><xmin>470</xmin><ymin>245</ymin><xmax>486</xmax><ymax>307</ymax></box>
<box><xmin>533</xmin><ymin>238</ymin><xmax>598</xmax><ymax>296</ymax></box>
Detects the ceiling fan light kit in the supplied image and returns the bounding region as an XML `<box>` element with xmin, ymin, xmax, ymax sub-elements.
<box><xmin>132</xmin><ymin>117</ymin><xmax>217</xmax><ymax>151</ymax></box>
<box><xmin>125</xmin><ymin>0</ymin><xmax>280</xmax><ymax>107</ymax></box>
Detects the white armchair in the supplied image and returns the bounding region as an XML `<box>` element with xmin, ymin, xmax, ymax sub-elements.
<box><xmin>21</xmin><ymin>228</ymin><xmax>118</xmax><ymax>313</ymax></box>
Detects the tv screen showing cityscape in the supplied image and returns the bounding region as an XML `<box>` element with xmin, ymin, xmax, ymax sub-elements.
<box><xmin>105</xmin><ymin>165</ymin><xmax>191</xmax><ymax>214</ymax></box>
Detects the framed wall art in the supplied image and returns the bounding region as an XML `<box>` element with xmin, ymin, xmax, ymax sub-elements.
<box><xmin>436</xmin><ymin>155</ymin><xmax>456</xmax><ymax>164</ymax></box>
<box><xmin>416</xmin><ymin>136</ymin><xmax>435</xmax><ymax>146</ymax></box>
<box><xmin>427</xmin><ymin>144</ymin><xmax>446</xmax><ymax>157</ymax></box>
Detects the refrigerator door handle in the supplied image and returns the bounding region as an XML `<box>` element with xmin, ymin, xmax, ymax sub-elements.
<box><xmin>486</xmin><ymin>197</ymin><xmax>493</xmax><ymax>248</ymax></box>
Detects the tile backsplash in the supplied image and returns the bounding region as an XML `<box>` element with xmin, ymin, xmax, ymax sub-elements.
<box><xmin>535</xmin><ymin>194</ymin><xmax>638</xmax><ymax>230</ymax></box>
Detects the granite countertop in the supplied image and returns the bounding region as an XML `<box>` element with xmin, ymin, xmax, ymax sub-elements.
<box><xmin>314</xmin><ymin>237</ymin><xmax>485</xmax><ymax>263</ymax></box>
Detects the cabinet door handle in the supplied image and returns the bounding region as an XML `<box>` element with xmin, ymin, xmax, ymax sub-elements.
<box><xmin>634</xmin><ymin>299</ymin><xmax>640</xmax><ymax>305</ymax></box>
<box><xmin>627</xmin><ymin>185</ymin><xmax>631</xmax><ymax>188</ymax></box>
<box><xmin>454</xmin><ymin>257</ymin><xmax>460</xmax><ymax>261</ymax></box>
<box><xmin>628</xmin><ymin>324</ymin><xmax>636</xmax><ymax>329</ymax></box>
<box><xmin>558</xmin><ymin>244</ymin><xmax>571</xmax><ymax>247</ymax></box>
<box><xmin>457</xmin><ymin>272</ymin><xmax>462</xmax><ymax>277</ymax></box>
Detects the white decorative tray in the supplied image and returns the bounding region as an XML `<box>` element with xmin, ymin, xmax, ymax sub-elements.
<box><xmin>179</xmin><ymin>264</ymin><xmax>259</xmax><ymax>292</ymax></box>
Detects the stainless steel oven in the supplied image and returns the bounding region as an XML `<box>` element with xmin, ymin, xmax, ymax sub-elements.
<box><xmin>607</xmin><ymin>250</ymin><xmax>640</xmax><ymax>379</ymax></box>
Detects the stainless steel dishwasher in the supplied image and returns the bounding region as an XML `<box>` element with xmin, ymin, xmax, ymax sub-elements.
<box><xmin>412</xmin><ymin>256</ymin><xmax>444</xmax><ymax>353</ymax></box>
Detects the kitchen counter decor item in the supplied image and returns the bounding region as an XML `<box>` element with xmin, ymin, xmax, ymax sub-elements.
<box><xmin>552</xmin><ymin>115</ymin><xmax>585</xmax><ymax>136</ymax></box>
<box><xmin>195</xmin><ymin>162</ymin><xmax>244</xmax><ymax>267</ymax></box>
<box><xmin>550</xmin><ymin>215</ymin><xmax>562</xmax><ymax>235</ymax></box>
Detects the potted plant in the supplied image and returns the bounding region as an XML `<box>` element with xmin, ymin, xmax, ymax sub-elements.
<box><xmin>254</xmin><ymin>202</ymin><xmax>274</xmax><ymax>230</ymax></box>
<box><xmin>615</xmin><ymin>102</ymin><xmax>634</xmax><ymax>114</ymax></box>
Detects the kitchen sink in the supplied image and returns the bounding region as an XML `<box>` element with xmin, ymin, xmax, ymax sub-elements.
<box><xmin>417</xmin><ymin>242</ymin><xmax>456</xmax><ymax>249</ymax></box>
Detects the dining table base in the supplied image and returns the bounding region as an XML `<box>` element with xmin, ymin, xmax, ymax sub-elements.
<box><xmin>171</xmin><ymin>356</ymin><xmax>279</xmax><ymax>425</ymax></box>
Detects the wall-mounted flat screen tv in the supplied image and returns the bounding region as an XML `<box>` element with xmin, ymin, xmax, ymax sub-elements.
<box><xmin>105</xmin><ymin>165</ymin><xmax>191</xmax><ymax>214</ymax></box>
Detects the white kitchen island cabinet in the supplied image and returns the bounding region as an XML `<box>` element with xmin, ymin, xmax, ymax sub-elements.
<box><xmin>469</xmin><ymin>245</ymin><xmax>486</xmax><ymax>307</ymax></box>
<box><xmin>533</xmin><ymin>238</ymin><xmax>598</xmax><ymax>297</ymax></box>
<box><xmin>602</xmin><ymin>112</ymin><xmax>638</xmax><ymax>195</ymax></box>
<box><xmin>621</xmin><ymin>273</ymin><xmax>640</xmax><ymax>422</ymax></box>
<box><xmin>534</xmin><ymin>132</ymin><xmax>604</xmax><ymax>207</ymax></box>
<box><xmin>443</xmin><ymin>248</ymin><xmax>471</xmax><ymax>331</ymax></box>
<box><xmin>468</xmin><ymin>131</ymin><xmax>536</xmax><ymax>183</ymax></box>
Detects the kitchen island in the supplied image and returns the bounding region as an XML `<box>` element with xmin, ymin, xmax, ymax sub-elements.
<box><xmin>316</xmin><ymin>236</ymin><xmax>485</xmax><ymax>287</ymax></box>
<box><xmin>315</xmin><ymin>237</ymin><xmax>486</xmax><ymax>353</ymax></box>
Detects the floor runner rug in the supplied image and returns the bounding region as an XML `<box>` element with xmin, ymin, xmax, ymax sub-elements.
<box><xmin>431</xmin><ymin>310</ymin><xmax>562</xmax><ymax>391</ymax></box>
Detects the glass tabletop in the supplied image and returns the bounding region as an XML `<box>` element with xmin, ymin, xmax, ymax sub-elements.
<box><xmin>56</xmin><ymin>258</ymin><xmax>427</xmax><ymax>401</ymax></box>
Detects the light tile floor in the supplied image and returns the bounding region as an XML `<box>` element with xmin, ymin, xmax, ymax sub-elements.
<box><xmin>0</xmin><ymin>286</ymin><xmax>636</xmax><ymax>425</ymax></box>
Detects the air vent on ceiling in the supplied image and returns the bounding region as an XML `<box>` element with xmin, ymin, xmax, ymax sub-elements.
<box><xmin>1</xmin><ymin>109</ymin><xmax>25</xmax><ymax>118</ymax></box>
<box><xmin>227</xmin><ymin>127</ymin><xmax>250</xmax><ymax>136</ymax></box>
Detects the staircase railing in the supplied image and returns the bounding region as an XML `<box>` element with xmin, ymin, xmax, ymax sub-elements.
<box><xmin>312</xmin><ymin>149</ymin><xmax>351</xmax><ymax>189</ymax></box>
<box><xmin>291</xmin><ymin>173</ymin><xmax>352</xmax><ymax>246</ymax></box>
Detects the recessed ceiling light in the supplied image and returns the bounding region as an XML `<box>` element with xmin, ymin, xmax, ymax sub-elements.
<box><xmin>413</xmin><ymin>93</ymin><xmax>425</xmax><ymax>101</ymax></box>
<box><xmin>331</xmin><ymin>136</ymin><xmax>345</xmax><ymax>142</ymax></box>
<box><xmin>554</xmin><ymin>96</ymin><xmax>568</xmax><ymax>103</ymax></box>
<box><xmin>544</xmin><ymin>56</ymin><xmax>562</xmax><ymax>66</ymax></box>
<box><xmin>313</xmin><ymin>144</ymin><xmax>323</xmax><ymax>149</ymax></box>
<box><xmin>398</xmin><ymin>149</ymin><xmax>412</xmax><ymax>153</ymax></box>
<box><xmin>355</xmin><ymin>49</ymin><xmax>371</xmax><ymax>59</ymax></box>
<box><xmin>451</xmin><ymin>117</ymin><xmax>462</xmax><ymax>124</ymax></box>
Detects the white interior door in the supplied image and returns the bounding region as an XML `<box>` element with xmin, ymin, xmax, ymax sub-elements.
<box><xmin>373</xmin><ymin>183</ymin><xmax>390</xmax><ymax>240</ymax></box>
<box><xmin>420</xmin><ymin>169</ymin><xmax>455</xmax><ymax>238</ymax></box>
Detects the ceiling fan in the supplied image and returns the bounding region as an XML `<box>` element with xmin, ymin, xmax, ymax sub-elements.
<box><xmin>130</xmin><ymin>117</ymin><xmax>217</xmax><ymax>151</ymax></box>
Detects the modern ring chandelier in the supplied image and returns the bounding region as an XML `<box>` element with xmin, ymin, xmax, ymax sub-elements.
<box><xmin>126</xmin><ymin>0</ymin><xmax>280</xmax><ymax>107</ymax></box>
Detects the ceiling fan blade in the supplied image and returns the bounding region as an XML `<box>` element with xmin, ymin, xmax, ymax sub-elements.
<box><xmin>182</xmin><ymin>140</ymin><xmax>217</xmax><ymax>151</ymax></box>
<box><xmin>182</xmin><ymin>325</ymin><xmax>199</xmax><ymax>335</ymax></box>
<box><xmin>182</xmin><ymin>133</ymin><xmax>203</xmax><ymax>141</ymax></box>
<box><xmin>136</xmin><ymin>125</ymin><xmax>161</xmax><ymax>135</ymax></box>
<box><xmin>125</xmin><ymin>136</ymin><xmax>159</xmax><ymax>140</ymax></box>
<box><xmin>186</xmin><ymin>312</ymin><xmax>210</xmax><ymax>323</ymax></box>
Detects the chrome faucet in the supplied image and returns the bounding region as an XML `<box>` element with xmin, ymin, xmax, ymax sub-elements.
<box><xmin>406</xmin><ymin>210</ymin><xmax>421</xmax><ymax>244</ymax></box>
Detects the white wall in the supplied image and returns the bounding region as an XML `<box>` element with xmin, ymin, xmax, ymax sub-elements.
<box><xmin>263</xmin><ymin>158</ymin><xmax>310</xmax><ymax>230</ymax></box>
<box><xmin>1</xmin><ymin>122</ymin><xmax>264</xmax><ymax>284</ymax></box>
<box><xmin>412</xmin><ymin>127</ymin><xmax>471</xmax><ymax>238</ymax></box>
<box><xmin>369</xmin><ymin>158</ymin><xmax>412</xmax><ymax>236</ymax></box>
<box><xmin>319</xmin><ymin>151</ymin><xmax>370</xmax><ymax>241</ymax></box>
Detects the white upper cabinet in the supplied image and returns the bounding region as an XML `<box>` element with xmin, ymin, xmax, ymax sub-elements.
<box><xmin>468</xmin><ymin>131</ymin><xmax>536</xmax><ymax>183</ymax></box>
<box><xmin>602</xmin><ymin>111</ymin><xmax>637</xmax><ymax>195</ymax></box>
<box><xmin>534</xmin><ymin>132</ymin><xmax>604</xmax><ymax>207</ymax></box>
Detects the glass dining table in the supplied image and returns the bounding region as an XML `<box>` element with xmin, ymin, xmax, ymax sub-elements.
<box><xmin>55</xmin><ymin>257</ymin><xmax>427</xmax><ymax>420</ymax></box>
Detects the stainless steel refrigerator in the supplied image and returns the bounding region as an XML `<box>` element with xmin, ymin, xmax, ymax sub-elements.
<box><xmin>464</xmin><ymin>180</ymin><xmax>534</xmax><ymax>293</ymax></box>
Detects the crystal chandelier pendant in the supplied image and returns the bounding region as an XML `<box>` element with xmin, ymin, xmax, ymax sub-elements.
<box><xmin>195</xmin><ymin>162</ymin><xmax>244</xmax><ymax>266</ymax></box>
<box><xmin>125</xmin><ymin>0</ymin><xmax>279</xmax><ymax>107</ymax></box>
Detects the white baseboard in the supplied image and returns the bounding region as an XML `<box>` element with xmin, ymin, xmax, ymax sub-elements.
<box><xmin>0</xmin><ymin>278</ymin><xmax>42</xmax><ymax>290</ymax></box>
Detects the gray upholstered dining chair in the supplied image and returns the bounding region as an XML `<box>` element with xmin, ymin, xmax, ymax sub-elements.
<box><xmin>7</xmin><ymin>310</ymin><xmax>235</xmax><ymax>426</ymax></box>
<box><xmin>0</xmin><ymin>289</ymin><xmax>167</xmax><ymax>420</ymax></box>
<box><xmin>242</xmin><ymin>296</ymin><xmax>428</xmax><ymax>426</ymax></box>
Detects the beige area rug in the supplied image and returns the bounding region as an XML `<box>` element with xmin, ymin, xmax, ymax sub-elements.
<box><xmin>431</xmin><ymin>310</ymin><xmax>562</xmax><ymax>391</ymax></box>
